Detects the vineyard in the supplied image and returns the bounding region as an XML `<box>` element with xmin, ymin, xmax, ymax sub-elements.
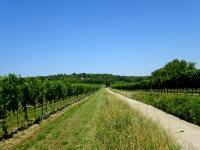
<box><xmin>0</xmin><ymin>89</ymin><xmax>180</xmax><ymax>150</ymax></box>
<box><xmin>0</xmin><ymin>59</ymin><xmax>200</xmax><ymax>149</ymax></box>
<box><xmin>112</xmin><ymin>89</ymin><xmax>200</xmax><ymax>125</ymax></box>
<box><xmin>0</xmin><ymin>74</ymin><xmax>100</xmax><ymax>140</ymax></box>
<box><xmin>111</xmin><ymin>59</ymin><xmax>200</xmax><ymax>126</ymax></box>
<box><xmin>112</xmin><ymin>59</ymin><xmax>200</xmax><ymax>94</ymax></box>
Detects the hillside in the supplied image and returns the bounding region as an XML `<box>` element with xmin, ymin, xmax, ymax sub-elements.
<box><xmin>42</xmin><ymin>73</ymin><xmax>147</xmax><ymax>84</ymax></box>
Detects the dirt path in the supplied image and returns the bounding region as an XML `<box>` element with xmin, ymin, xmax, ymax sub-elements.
<box><xmin>107</xmin><ymin>89</ymin><xmax>200</xmax><ymax>150</ymax></box>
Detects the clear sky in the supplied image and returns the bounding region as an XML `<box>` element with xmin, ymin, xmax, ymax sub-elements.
<box><xmin>0</xmin><ymin>0</ymin><xmax>200</xmax><ymax>76</ymax></box>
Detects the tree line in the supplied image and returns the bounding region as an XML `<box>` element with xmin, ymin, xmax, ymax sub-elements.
<box><xmin>44</xmin><ymin>73</ymin><xmax>147</xmax><ymax>85</ymax></box>
<box><xmin>0</xmin><ymin>74</ymin><xmax>100</xmax><ymax>138</ymax></box>
<box><xmin>112</xmin><ymin>59</ymin><xmax>200</xmax><ymax>93</ymax></box>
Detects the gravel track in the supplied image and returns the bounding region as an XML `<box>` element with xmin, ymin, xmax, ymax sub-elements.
<box><xmin>107</xmin><ymin>89</ymin><xmax>200</xmax><ymax>150</ymax></box>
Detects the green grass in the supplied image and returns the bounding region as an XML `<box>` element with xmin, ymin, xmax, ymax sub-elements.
<box><xmin>4</xmin><ymin>91</ymin><xmax>105</xmax><ymax>150</ymax></box>
<box><xmin>0</xmin><ymin>94</ymin><xmax>87</xmax><ymax>139</ymax></box>
<box><xmin>0</xmin><ymin>89</ymin><xmax>180</xmax><ymax>150</ymax></box>
<box><xmin>113</xmin><ymin>89</ymin><xmax>200</xmax><ymax>126</ymax></box>
<box><xmin>93</xmin><ymin>91</ymin><xmax>180</xmax><ymax>150</ymax></box>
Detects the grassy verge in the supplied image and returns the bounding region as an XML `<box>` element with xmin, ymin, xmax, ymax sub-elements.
<box><xmin>93</xmin><ymin>91</ymin><xmax>180</xmax><ymax>150</ymax></box>
<box><xmin>113</xmin><ymin>89</ymin><xmax>200</xmax><ymax>126</ymax></box>
<box><xmin>0</xmin><ymin>89</ymin><xmax>180</xmax><ymax>150</ymax></box>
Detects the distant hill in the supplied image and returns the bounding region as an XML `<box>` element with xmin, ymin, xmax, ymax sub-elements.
<box><xmin>41</xmin><ymin>73</ymin><xmax>147</xmax><ymax>85</ymax></box>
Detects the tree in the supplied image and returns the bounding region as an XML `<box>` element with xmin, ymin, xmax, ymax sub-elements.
<box><xmin>112</xmin><ymin>59</ymin><xmax>199</xmax><ymax>93</ymax></box>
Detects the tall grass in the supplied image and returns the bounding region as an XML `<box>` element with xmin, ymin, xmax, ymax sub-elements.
<box><xmin>93</xmin><ymin>93</ymin><xmax>180</xmax><ymax>150</ymax></box>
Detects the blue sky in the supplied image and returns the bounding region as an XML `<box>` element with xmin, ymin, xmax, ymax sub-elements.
<box><xmin>0</xmin><ymin>0</ymin><xmax>200</xmax><ymax>76</ymax></box>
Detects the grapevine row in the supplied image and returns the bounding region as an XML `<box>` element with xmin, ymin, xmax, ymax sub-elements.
<box><xmin>112</xmin><ymin>59</ymin><xmax>200</xmax><ymax>93</ymax></box>
<box><xmin>0</xmin><ymin>74</ymin><xmax>100</xmax><ymax>139</ymax></box>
